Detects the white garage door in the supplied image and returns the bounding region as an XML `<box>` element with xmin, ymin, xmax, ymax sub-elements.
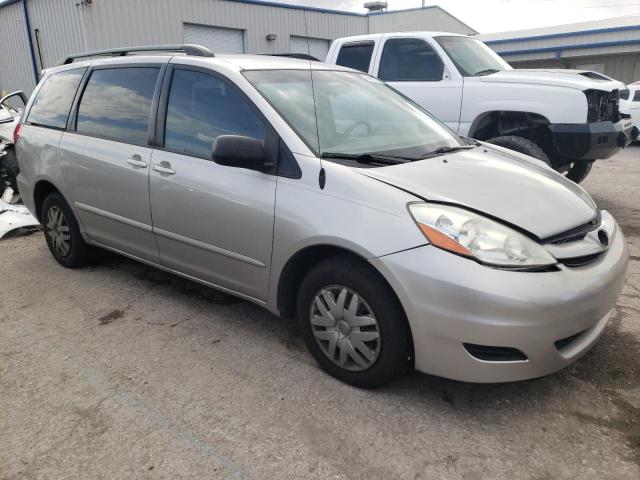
<box><xmin>183</xmin><ymin>23</ymin><xmax>245</xmax><ymax>54</ymax></box>
<box><xmin>290</xmin><ymin>36</ymin><xmax>330</xmax><ymax>61</ymax></box>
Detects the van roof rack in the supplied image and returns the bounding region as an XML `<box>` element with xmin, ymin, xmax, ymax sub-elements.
<box><xmin>58</xmin><ymin>44</ymin><xmax>215</xmax><ymax>66</ymax></box>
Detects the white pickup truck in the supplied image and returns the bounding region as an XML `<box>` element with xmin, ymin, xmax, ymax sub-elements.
<box><xmin>326</xmin><ymin>32</ymin><xmax>638</xmax><ymax>183</ymax></box>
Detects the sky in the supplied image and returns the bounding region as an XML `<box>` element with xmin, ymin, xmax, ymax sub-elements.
<box><xmin>263</xmin><ymin>0</ymin><xmax>640</xmax><ymax>33</ymax></box>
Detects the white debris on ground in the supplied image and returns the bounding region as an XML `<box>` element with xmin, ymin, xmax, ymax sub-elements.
<box><xmin>0</xmin><ymin>187</ymin><xmax>40</xmax><ymax>239</ymax></box>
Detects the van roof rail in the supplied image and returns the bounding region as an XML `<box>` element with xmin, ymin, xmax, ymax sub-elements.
<box><xmin>57</xmin><ymin>44</ymin><xmax>215</xmax><ymax>66</ymax></box>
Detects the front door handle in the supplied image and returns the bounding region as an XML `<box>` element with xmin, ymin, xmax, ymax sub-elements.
<box><xmin>127</xmin><ymin>155</ymin><xmax>148</xmax><ymax>168</ymax></box>
<box><xmin>152</xmin><ymin>163</ymin><xmax>176</xmax><ymax>175</ymax></box>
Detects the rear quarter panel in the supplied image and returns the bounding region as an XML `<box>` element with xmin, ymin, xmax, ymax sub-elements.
<box><xmin>15</xmin><ymin>124</ymin><xmax>64</xmax><ymax>218</ymax></box>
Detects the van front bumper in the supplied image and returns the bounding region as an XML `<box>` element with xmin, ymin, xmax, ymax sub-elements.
<box><xmin>370</xmin><ymin>217</ymin><xmax>628</xmax><ymax>383</ymax></box>
<box><xmin>548</xmin><ymin>119</ymin><xmax>638</xmax><ymax>161</ymax></box>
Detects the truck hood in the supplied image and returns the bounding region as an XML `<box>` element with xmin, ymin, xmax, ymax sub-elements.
<box><xmin>480</xmin><ymin>69</ymin><xmax>625</xmax><ymax>91</ymax></box>
<box><xmin>358</xmin><ymin>145</ymin><xmax>597</xmax><ymax>240</ymax></box>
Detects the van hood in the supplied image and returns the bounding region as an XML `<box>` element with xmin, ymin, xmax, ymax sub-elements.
<box><xmin>358</xmin><ymin>145</ymin><xmax>597</xmax><ymax>240</ymax></box>
<box><xmin>480</xmin><ymin>69</ymin><xmax>626</xmax><ymax>91</ymax></box>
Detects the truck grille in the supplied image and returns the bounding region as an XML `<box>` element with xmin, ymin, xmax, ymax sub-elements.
<box><xmin>584</xmin><ymin>89</ymin><xmax>621</xmax><ymax>123</ymax></box>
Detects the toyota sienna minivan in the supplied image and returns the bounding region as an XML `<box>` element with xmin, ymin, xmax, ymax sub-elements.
<box><xmin>15</xmin><ymin>45</ymin><xmax>628</xmax><ymax>387</ymax></box>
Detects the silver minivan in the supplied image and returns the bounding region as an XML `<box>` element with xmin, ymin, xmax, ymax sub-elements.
<box><xmin>16</xmin><ymin>45</ymin><xmax>628</xmax><ymax>387</ymax></box>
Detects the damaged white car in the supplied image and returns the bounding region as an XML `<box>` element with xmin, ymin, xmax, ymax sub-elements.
<box><xmin>0</xmin><ymin>91</ymin><xmax>39</xmax><ymax>238</ymax></box>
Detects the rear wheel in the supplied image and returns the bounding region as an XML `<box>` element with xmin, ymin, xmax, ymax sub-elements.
<box><xmin>297</xmin><ymin>256</ymin><xmax>411</xmax><ymax>388</ymax></box>
<box><xmin>42</xmin><ymin>192</ymin><xmax>95</xmax><ymax>268</ymax></box>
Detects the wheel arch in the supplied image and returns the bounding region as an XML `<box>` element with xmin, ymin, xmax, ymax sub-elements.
<box><xmin>276</xmin><ymin>242</ymin><xmax>415</xmax><ymax>366</ymax></box>
<box><xmin>33</xmin><ymin>179</ymin><xmax>63</xmax><ymax>223</ymax></box>
<box><xmin>468</xmin><ymin>110</ymin><xmax>551</xmax><ymax>140</ymax></box>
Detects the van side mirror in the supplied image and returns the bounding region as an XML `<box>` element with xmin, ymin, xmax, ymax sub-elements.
<box><xmin>212</xmin><ymin>135</ymin><xmax>268</xmax><ymax>171</ymax></box>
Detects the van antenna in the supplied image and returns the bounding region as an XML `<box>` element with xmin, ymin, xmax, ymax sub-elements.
<box><xmin>303</xmin><ymin>12</ymin><xmax>325</xmax><ymax>188</ymax></box>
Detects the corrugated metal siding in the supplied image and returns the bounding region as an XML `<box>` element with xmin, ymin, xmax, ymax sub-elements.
<box><xmin>0</xmin><ymin>0</ymin><xmax>475</xmax><ymax>96</ymax></box>
<box><xmin>79</xmin><ymin>0</ymin><xmax>368</xmax><ymax>55</ymax></box>
<box><xmin>26</xmin><ymin>0</ymin><xmax>85</xmax><ymax>69</ymax></box>
<box><xmin>0</xmin><ymin>1</ymin><xmax>35</xmax><ymax>96</ymax></box>
<box><xmin>509</xmin><ymin>52</ymin><xmax>640</xmax><ymax>84</ymax></box>
<box><xmin>479</xmin><ymin>14</ymin><xmax>640</xmax><ymax>42</ymax></box>
<box><xmin>184</xmin><ymin>23</ymin><xmax>245</xmax><ymax>53</ymax></box>
<box><xmin>290</xmin><ymin>36</ymin><xmax>330</xmax><ymax>60</ymax></box>
<box><xmin>369</xmin><ymin>8</ymin><xmax>475</xmax><ymax>35</ymax></box>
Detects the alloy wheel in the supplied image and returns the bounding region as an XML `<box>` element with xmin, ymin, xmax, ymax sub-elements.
<box><xmin>45</xmin><ymin>206</ymin><xmax>71</xmax><ymax>257</ymax></box>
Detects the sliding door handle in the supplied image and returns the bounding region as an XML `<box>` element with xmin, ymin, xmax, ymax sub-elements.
<box><xmin>152</xmin><ymin>164</ymin><xmax>176</xmax><ymax>175</ymax></box>
<box><xmin>126</xmin><ymin>155</ymin><xmax>148</xmax><ymax>168</ymax></box>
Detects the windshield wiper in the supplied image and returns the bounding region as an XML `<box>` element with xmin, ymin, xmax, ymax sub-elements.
<box><xmin>322</xmin><ymin>152</ymin><xmax>408</xmax><ymax>165</ymax></box>
<box><xmin>420</xmin><ymin>145</ymin><xmax>477</xmax><ymax>159</ymax></box>
<box><xmin>474</xmin><ymin>68</ymin><xmax>500</xmax><ymax>76</ymax></box>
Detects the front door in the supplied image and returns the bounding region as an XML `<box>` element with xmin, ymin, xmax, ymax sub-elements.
<box><xmin>374</xmin><ymin>37</ymin><xmax>463</xmax><ymax>131</ymax></box>
<box><xmin>59</xmin><ymin>66</ymin><xmax>162</xmax><ymax>262</ymax></box>
<box><xmin>149</xmin><ymin>66</ymin><xmax>277</xmax><ymax>301</ymax></box>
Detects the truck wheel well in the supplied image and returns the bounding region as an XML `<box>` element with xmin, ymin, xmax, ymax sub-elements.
<box><xmin>470</xmin><ymin>111</ymin><xmax>551</xmax><ymax>141</ymax></box>
<box><xmin>33</xmin><ymin>180</ymin><xmax>60</xmax><ymax>222</ymax></box>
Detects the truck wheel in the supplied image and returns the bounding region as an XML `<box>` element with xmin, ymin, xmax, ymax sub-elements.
<box><xmin>565</xmin><ymin>161</ymin><xmax>593</xmax><ymax>184</ymax></box>
<box><xmin>487</xmin><ymin>136</ymin><xmax>550</xmax><ymax>165</ymax></box>
<box><xmin>297</xmin><ymin>255</ymin><xmax>411</xmax><ymax>389</ymax></box>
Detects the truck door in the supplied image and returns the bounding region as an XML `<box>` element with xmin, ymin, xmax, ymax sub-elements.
<box><xmin>372</xmin><ymin>36</ymin><xmax>463</xmax><ymax>132</ymax></box>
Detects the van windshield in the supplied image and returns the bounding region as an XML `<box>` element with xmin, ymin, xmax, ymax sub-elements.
<box><xmin>243</xmin><ymin>69</ymin><xmax>463</xmax><ymax>160</ymax></box>
<box><xmin>434</xmin><ymin>36</ymin><xmax>512</xmax><ymax>77</ymax></box>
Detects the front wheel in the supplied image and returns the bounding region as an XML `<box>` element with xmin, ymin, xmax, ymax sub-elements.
<box><xmin>564</xmin><ymin>161</ymin><xmax>593</xmax><ymax>184</ymax></box>
<box><xmin>486</xmin><ymin>135</ymin><xmax>551</xmax><ymax>165</ymax></box>
<box><xmin>297</xmin><ymin>256</ymin><xmax>411</xmax><ymax>388</ymax></box>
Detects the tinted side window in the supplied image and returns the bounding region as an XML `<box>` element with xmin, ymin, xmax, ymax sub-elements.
<box><xmin>76</xmin><ymin>67</ymin><xmax>159</xmax><ymax>145</ymax></box>
<box><xmin>379</xmin><ymin>38</ymin><xmax>444</xmax><ymax>82</ymax></box>
<box><xmin>164</xmin><ymin>69</ymin><xmax>267</xmax><ymax>158</ymax></box>
<box><xmin>27</xmin><ymin>69</ymin><xmax>85</xmax><ymax>129</ymax></box>
<box><xmin>336</xmin><ymin>42</ymin><xmax>374</xmax><ymax>73</ymax></box>
<box><xmin>634</xmin><ymin>90</ymin><xmax>640</xmax><ymax>102</ymax></box>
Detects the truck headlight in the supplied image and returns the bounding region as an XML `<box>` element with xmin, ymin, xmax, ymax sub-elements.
<box><xmin>408</xmin><ymin>203</ymin><xmax>557</xmax><ymax>269</ymax></box>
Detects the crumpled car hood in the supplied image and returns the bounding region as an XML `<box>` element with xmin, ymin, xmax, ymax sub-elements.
<box><xmin>479</xmin><ymin>69</ymin><xmax>625</xmax><ymax>91</ymax></box>
<box><xmin>357</xmin><ymin>145</ymin><xmax>598</xmax><ymax>240</ymax></box>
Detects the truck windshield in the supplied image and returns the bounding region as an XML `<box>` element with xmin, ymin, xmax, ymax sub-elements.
<box><xmin>435</xmin><ymin>36</ymin><xmax>512</xmax><ymax>77</ymax></box>
<box><xmin>243</xmin><ymin>69</ymin><xmax>462</xmax><ymax>160</ymax></box>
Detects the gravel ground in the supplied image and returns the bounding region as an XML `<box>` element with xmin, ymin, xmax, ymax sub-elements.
<box><xmin>1</xmin><ymin>146</ymin><xmax>639</xmax><ymax>480</ymax></box>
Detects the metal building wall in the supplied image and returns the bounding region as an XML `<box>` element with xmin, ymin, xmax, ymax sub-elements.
<box><xmin>368</xmin><ymin>6</ymin><xmax>476</xmax><ymax>35</ymax></box>
<box><xmin>26</xmin><ymin>0</ymin><xmax>86</xmax><ymax>69</ymax></box>
<box><xmin>1</xmin><ymin>0</ymin><xmax>475</xmax><ymax>96</ymax></box>
<box><xmin>78</xmin><ymin>0</ymin><xmax>368</xmax><ymax>56</ymax></box>
<box><xmin>508</xmin><ymin>53</ymin><xmax>640</xmax><ymax>84</ymax></box>
<box><xmin>0</xmin><ymin>1</ymin><xmax>35</xmax><ymax>96</ymax></box>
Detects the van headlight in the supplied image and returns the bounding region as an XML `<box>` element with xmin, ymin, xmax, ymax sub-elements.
<box><xmin>408</xmin><ymin>203</ymin><xmax>556</xmax><ymax>268</ymax></box>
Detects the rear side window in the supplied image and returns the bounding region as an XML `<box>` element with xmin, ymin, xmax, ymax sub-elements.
<box><xmin>164</xmin><ymin>69</ymin><xmax>267</xmax><ymax>158</ymax></box>
<box><xmin>27</xmin><ymin>69</ymin><xmax>85</xmax><ymax>129</ymax></box>
<box><xmin>336</xmin><ymin>42</ymin><xmax>374</xmax><ymax>73</ymax></box>
<box><xmin>76</xmin><ymin>67</ymin><xmax>159</xmax><ymax>145</ymax></box>
<box><xmin>378</xmin><ymin>38</ymin><xmax>444</xmax><ymax>82</ymax></box>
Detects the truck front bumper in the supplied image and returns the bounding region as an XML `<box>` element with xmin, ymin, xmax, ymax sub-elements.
<box><xmin>548</xmin><ymin>119</ymin><xmax>638</xmax><ymax>161</ymax></box>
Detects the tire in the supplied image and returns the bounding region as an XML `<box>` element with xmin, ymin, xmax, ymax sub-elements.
<box><xmin>296</xmin><ymin>255</ymin><xmax>411</xmax><ymax>388</ymax></box>
<box><xmin>565</xmin><ymin>161</ymin><xmax>593</xmax><ymax>184</ymax></box>
<box><xmin>41</xmin><ymin>192</ymin><xmax>94</xmax><ymax>268</ymax></box>
<box><xmin>487</xmin><ymin>135</ymin><xmax>551</xmax><ymax>165</ymax></box>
